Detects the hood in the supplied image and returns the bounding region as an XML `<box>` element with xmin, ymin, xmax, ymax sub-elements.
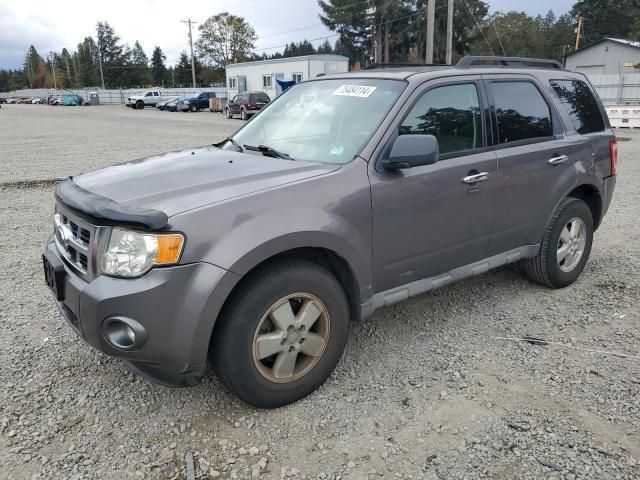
<box><xmin>73</xmin><ymin>146</ymin><xmax>340</xmax><ymax>217</ymax></box>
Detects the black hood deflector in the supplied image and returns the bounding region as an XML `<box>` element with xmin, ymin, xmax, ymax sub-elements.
<box><xmin>55</xmin><ymin>178</ymin><xmax>169</xmax><ymax>230</ymax></box>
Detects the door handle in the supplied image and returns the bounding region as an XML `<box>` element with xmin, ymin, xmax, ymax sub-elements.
<box><xmin>462</xmin><ymin>172</ymin><xmax>489</xmax><ymax>184</ymax></box>
<box><xmin>548</xmin><ymin>154</ymin><xmax>569</xmax><ymax>165</ymax></box>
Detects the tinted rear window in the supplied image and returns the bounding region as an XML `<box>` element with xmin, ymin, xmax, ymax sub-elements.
<box><xmin>251</xmin><ymin>94</ymin><xmax>270</xmax><ymax>102</ymax></box>
<box><xmin>489</xmin><ymin>81</ymin><xmax>553</xmax><ymax>144</ymax></box>
<box><xmin>550</xmin><ymin>80</ymin><xmax>605</xmax><ymax>134</ymax></box>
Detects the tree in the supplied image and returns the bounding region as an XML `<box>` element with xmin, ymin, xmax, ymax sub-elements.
<box><xmin>317</xmin><ymin>39</ymin><xmax>334</xmax><ymax>54</ymax></box>
<box><xmin>129</xmin><ymin>41</ymin><xmax>151</xmax><ymax>86</ymax></box>
<box><xmin>96</xmin><ymin>21</ymin><xmax>128</xmax><ymax>87</ymax></box>
<box><xmin>151</xmin><ymin>46</ymin><xmax>168</xmax><ymax>86</ymax></box>
<box><xmin>24</xmin><ymin>45</ymin><xmax>48</xmax><ymax>88</ymax></box>
<box><xmin>174</xmin><ymin>52</ymin><xmax>193</xmax><ymax>87</ymax></box>
<box><xmin>74</xmin><ymin>37</ymin><xmax>100</xmax><ymax>87</ymax></box>
<box><xmin>572</xmin><ymin>0</ymin><xmax>640</xmax><ymax>45</ymax></box>
<box><xmin>196</xmin><ymin>12</ymin><xmax>257</xmax><ymax>67</ymax></box>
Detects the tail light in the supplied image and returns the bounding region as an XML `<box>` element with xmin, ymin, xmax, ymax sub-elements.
<box><xmin>609</xmin><ymin>139</ymin><xmax>618</xmax><ymax>175</ymax></box>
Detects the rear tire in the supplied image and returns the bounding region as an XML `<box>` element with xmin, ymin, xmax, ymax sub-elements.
<box><xmin>211</xmin><ymin>260</ymin><xmax>350</xmax><ymax>408</ymax></box>
<box><xmin>241</xmin><ymin>108</ymin><xmax>248</xmax><ymax>120</ymax></box>
<box><xmin>189</xmin><ymin>103</ymin><xmax>198</xmax><ymax>112</ymax></box>
<box><xmin>525</xmin><ymin>198</ymin><xmax>593</xmax><ymax>288</ymax></box>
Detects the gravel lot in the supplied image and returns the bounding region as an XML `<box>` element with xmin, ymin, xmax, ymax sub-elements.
<box><xmin>1</xmin><ymin>105</ymin><xmax>638</xmax><ymax>480</ymax></box>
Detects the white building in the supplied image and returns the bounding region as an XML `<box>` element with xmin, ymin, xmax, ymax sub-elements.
<box><xmin>225</xmin><ymin>54</ymin><xmax>350</xmax><ymax>99</ymax></box>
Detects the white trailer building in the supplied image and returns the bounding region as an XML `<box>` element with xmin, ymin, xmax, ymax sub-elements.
<box><xmin>225</xmin><ymin>54</ymin><xmax>349</xmax><ymax>99</ymax></box>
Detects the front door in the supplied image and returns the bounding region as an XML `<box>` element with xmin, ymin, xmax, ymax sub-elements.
<box><xmin>483</xmin><ymin>76</ymin><xmax>577</xmax><ymax>255</ymax></box>
<box><xmin>370</xmin><ymin>78</ymin><xmax>497</xmax><ymax>292</ymax></box>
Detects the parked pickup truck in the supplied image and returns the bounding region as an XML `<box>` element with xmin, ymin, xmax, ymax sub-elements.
<box><xmin>126</xmin><ymin>90</ymin><xmax>171</xmax><ymax>109</ymax></box>
<box><xmin>177</xmin><ymin>92</ymin><xmax>218</xmax><ymax>112</ymax></box>
<box><xmin>44</xmin><ymin>56</ymin><xmax>617</xmax><ymax>408</ymax></box>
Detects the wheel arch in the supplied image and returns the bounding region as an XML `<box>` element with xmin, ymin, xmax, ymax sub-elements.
<box><xmin>566</xmin><ymin>183</ymin><xmax>603</xmax><ymax>230</ymax></box>
<box><xmin>196</xmin><ymin>245</ymin><xmax>363</xmax><ymax>368</ymax></box>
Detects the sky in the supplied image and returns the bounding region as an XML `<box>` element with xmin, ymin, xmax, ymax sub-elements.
<box><xmin>0</xmin><ymin>0</ymin><xmax>576</xmax><ymax>70</ymax></box>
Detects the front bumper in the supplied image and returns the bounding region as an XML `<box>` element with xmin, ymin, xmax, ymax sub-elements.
<box><xmin>44</xmin><ymin>235</ymin><xmax>234</xmax><ymax>386</ymax></box>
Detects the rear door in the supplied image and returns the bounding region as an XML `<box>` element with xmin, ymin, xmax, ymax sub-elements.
<box><xmin>369</xmin><ymin>77</ymin><xmax>498</xmax><ymax>292</ymax></box>
<box><xmin>483</xmin><ymin>75</ymin><xmax>577</xmax><ymax>255</ymax></box>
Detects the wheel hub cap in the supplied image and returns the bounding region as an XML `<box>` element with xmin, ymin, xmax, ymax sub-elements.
<box><xmin>556</xmin><ymin>217</ymin><xmax>587</xmax><ymax>273</ymax></box>
<box><xmin>252</xmin><ymin>293</ymin><xmax>330</xmax><ymax>383</ymax></box>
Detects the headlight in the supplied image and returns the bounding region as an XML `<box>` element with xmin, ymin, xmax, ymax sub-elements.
<box><xmin>100</xmin><ymin>228</ymin><xmax>185</xmax><ymax>278</ymax></box>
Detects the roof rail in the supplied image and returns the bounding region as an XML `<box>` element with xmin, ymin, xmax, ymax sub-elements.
<box><xmin>363</xmin><ymin>62</ymin><xmax>445</xmax><ymax>70</ymax></box>
<box><xmin>456</xmin><ymin>56</ymin><xmax>564</xmax><ymax>70</ymax></box>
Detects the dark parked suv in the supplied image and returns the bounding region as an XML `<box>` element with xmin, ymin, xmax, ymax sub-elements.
<box><xmin>225</xmin><ymin>91</ymin><xmax>270</xmax><ymax>120</ymax></box>
<box><xmin>43</xmin><ymin>56</ymin><xmax>617</xmax><ymax>408</ymax></box>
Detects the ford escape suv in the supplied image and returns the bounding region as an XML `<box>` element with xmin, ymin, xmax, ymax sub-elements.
<box><xmin>43</xmin><ymin>56</ymin><xmax>617</xmax><ymax>408</ymax></box>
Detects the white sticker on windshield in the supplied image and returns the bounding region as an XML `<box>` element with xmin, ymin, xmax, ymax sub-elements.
<box><xmin>334</xmin><ymin>85</ymin><xmax>377</xmax><ymax>98</ymax></box>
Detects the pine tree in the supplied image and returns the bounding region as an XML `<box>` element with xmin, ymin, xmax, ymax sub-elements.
<box><xmin>96</xmin><ymin>21</ymin><xmax>128</xmax><ymax>87</ymax></box>
<box><xmin>151</xmin><ymin>46</ymin><xmax>168</xmax><ymax>86</ymax></box>
<box><xmin>75</xmin><ymin>37</ymin><xmax>99</xmax><ymax>87</ymax></box>
<box><xmin>129</xmin><ymin>41</ymin><xmax>151</xmax><ymax>86</ymax></box>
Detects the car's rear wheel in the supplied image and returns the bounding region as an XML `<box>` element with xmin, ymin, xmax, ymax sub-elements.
<box><xmin>189</xmin><ymin>103</ymin><xmax>198</xmax><ymax>112</ymax></box>
<box><xmin>525</xmin><ymin>197</ymin><xmax>593</xmax><ymax>288</ymax></box>
<box><xmin>241</xmin><ymin>108</ymin><xmax>248</xmax><ymax>120</ymax></box>
<box><xmin>211</xmin><ymin>260</ymin><xmax>350</xmax><ymax>408</ymax></box>
<box><xmin>135</xmin><ymin>100</ymin><xmax>144</xmax><ymax>110</ymax></box>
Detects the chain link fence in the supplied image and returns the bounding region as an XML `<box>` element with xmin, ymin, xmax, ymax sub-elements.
<box><xmin>0</xmin><ymin>87</ymin><xmax>227</xmax><ymax>104</ymax></box>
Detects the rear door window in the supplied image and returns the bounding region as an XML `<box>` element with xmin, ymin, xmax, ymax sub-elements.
<box><xmin>251</xmin><ymin>93</ymin><xmax>270</xmax><ymax>103</ymax></box>
<box><xmin>550</xmin><ymin>79</ymin><xmax>605</xmax><ymax>134</ymax></box>
<box><xmin>399</xmin><ymin>83</ymin><xmax>483</xmax><ymax>155</ymax></box>
<box><xmin>489</xmin><ymin>81</ymin><xmax>553</xmax><ymax>144</ymax></box>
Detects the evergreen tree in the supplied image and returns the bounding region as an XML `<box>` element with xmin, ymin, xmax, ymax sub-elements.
<box><xmin>96</xmin><ymin>21</ymin><xmax>128</xmax><ymax>87</ymax></box>
<box><xmin>174</xmin><ymin>52</ymin><xmax>193</xmax><ymax>87</ymax></box>
<box><xmin>317</xmin><ymin>39</ymin><xmax>334</xmax><ymax>54</ymax></box>
<box><xmin>151</xmin><ymin>46</ymin><xmax>168</xmax><ymax>86</ymax></box>
<box><xmin>129</xmin><ymin>41</ymin><xmax>151</xmax><ymax>86</ymax></box>
<box><xmin>75</xmin><ymin>37</ymin><xmax>100</xmax><ymax>87</ymax></box>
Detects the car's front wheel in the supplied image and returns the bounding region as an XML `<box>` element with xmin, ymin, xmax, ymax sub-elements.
<box><xmin>135</xmin><ymin>100</ymin><xmax>144</xmax><ymax>110</ymax></box>
<box><xmin>225</xmin><ymin>108</ymin><xmax>232</xmax><ymax>119</ymax></box>
<box><xmin>211</xmin><ymin>260</ymin><xmax>350</xmax><ymax>408</ymax></box>
<box><xmin>241</xmin><ymin>108</ymin><xmax>248</xmax><ymax>120</ymax></box>
<box><xmin>526</xmin><ymin>197</ymin><xmax>594</xmax><ymax>288</ymax></box>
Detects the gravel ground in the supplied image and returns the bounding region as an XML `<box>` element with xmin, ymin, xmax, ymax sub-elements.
<box><xmin>0</xmin><ymin>105</ymin><xmax>638</xmax><ymax>480</ymax></box>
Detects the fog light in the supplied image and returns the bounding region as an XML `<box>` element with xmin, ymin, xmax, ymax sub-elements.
<box><xmin>102</xmin><ymin>316</ymin><xmax>148</xmax><ymax>350</ymax></box>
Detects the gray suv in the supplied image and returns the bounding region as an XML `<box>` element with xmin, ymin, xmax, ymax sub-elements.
<box><xmin>43</xmin><ymin>56</ymin><xmax>617</xmax><ymax>408</ymax></box>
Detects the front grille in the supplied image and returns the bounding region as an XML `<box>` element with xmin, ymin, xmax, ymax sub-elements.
<box><xmin>54</xmin><ymin>205</ymin><xmax>105</xmax><ymax>281</ymax></box>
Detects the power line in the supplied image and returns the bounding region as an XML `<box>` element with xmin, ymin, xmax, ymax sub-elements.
<box><xmin>490</xmin><ymin>17</ymin><xmax>506</xmax><ymax>56</ymax></box>
<box><xmin>461</xmin><ymin>0</ymin><xmax>495</xmax><ymax>55</ymax></box>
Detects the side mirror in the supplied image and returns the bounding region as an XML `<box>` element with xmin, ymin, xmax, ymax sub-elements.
<box><xmin>382</xmin><ymin>134</ymin><xmax>439</xmax><ymax>170</ymax></box>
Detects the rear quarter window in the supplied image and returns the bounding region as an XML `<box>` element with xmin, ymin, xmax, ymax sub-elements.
<box><xmin>550</xmin><ymin>79</ymin><xmax>605</xmax><ymax>134</ymax></box>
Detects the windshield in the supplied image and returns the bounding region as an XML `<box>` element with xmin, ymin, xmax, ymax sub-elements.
<box><xmin>228</xmin><ymin>78</ymin><xmax>405</xmax><ymax>164</ymax></box>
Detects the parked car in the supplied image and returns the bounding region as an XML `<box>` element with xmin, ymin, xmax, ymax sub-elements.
<box><xmin>126</xmin><ymin>90</ymin><xmax>171</xmax><ymax>109</ymax></box>
<box><xmin>165</xmin><ymin>99</ymin><xmax>181</xmax><ymax>112</ymax></box>
<box><xmin>43</xmin><ymin>56</ymin><xmax>617</xmax><ymax>408</ymax></box>
<box><xmin>177</xmin><ymin>92</ymin><xmax>218</xmax><ymax>112</ymax></box>
<box><xmin>0</xmin><ymin>98</ymin><xmax>7</xmax><ymax>104</ymax></box>
<box><xmin>156</xmin><ymin>97</ymin><xmax>181</xmax><ymax>111</ymax></box>
<box><xmin>225</xmin><ymin>91</ymin><xmax>270</xmax><ymax>120</ymax></box>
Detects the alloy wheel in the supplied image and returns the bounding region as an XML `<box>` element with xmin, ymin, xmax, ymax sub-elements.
<box><xmin>556</xmin><ymin>217</ymin><xmax>586</xmax><ymax>272</ymax></box>
<box><xmin>252</xmin><ymin>293</ymin><xmax>330</xmax><ymax>383</ymax></box>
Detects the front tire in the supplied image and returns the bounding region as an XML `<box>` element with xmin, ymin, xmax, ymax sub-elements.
<box><xmin>135</xmin><ymin>100</ymin><xmax>144</xmax><ymax>110</ymax></box>
<box><xmin>525</xmin><ymin>197</ymin><xmax>593</xmax><ymax>288</ymax></box>
<box><xmin>225</xmin><ymin>108</ymin><xmax>232</xmax><ymax>119</ymax></box>
<box><xmin>211</xmin><ymin>260</ymin><xmax>350</xmax><ymax>408</ymax></box>
<box><xmin>241</xmin><ymin>108</ymin><xmax>248</xmax><ymax>120</ymax></box>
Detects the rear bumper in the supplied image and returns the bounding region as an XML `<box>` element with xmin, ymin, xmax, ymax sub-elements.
<box><xmin>44</xmin><ymin>235</ymin><xmax>236</xmax><ymax>386</ymax></box>
<box><xmin>601</xmin><ymin>175</ymin><xmax>617</xmax><ymax>220</ymax></box>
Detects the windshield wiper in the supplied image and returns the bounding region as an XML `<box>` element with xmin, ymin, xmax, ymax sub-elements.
<box><xmin>244</xmin><ymin>144</ymin><xmax>293</xmax><ymax>160</ymax></box>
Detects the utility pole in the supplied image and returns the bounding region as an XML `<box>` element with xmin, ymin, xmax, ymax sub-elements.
<box><xmin>575</xmin><ymin>16</ymin><xmax>583</xmax><ymax>51</ymax></box>
<box><xmin>445</xmin><ymin>0</ymin><xmax>454</xmax><ymax>64</ymax></box>
<box><xmin>50</xmin><ymin>52</ymin><xmax>57</xmax><ymax>90</ymax></box>
<box><xmin>182</xmin><ymin>19</ymin><xmax>197</xmax><ymax>88</ymax></box>
<box><xmin>426</xmin><ymin>0</ymin><xmax>435</xmax><ymax>64</ymax></box>
<box><xmin>97</xmin><ymin>45</ymin><xmax>106</xmax><ymax>89</ymax></box>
